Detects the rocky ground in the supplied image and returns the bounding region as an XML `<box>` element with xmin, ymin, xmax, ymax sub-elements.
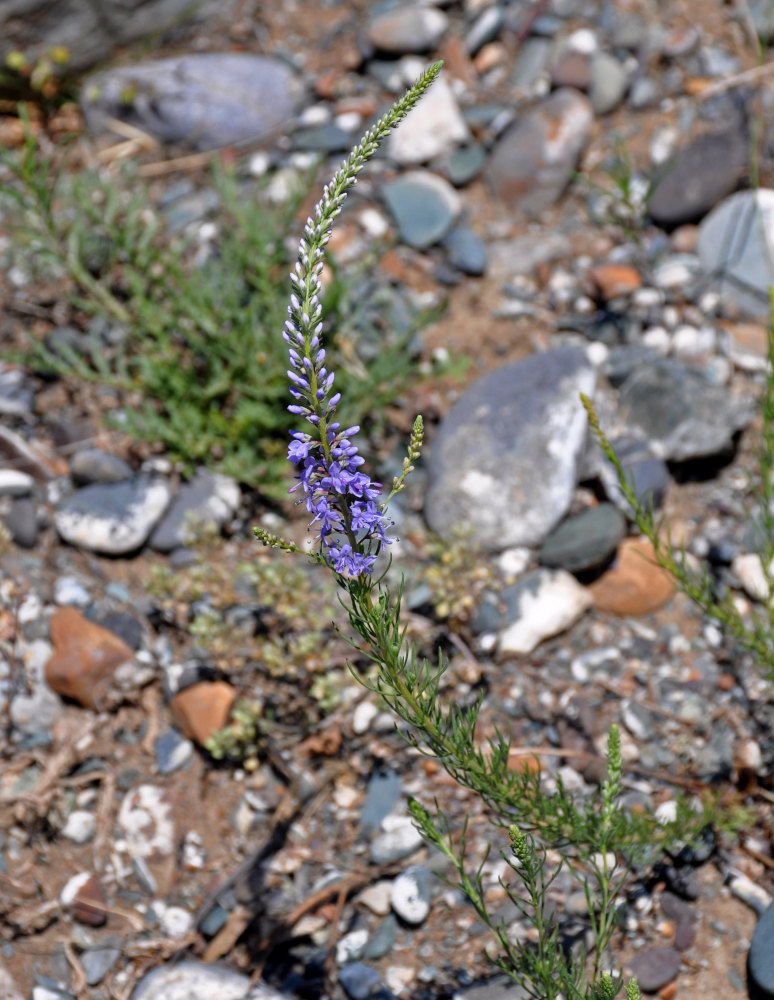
<box><xmin>3</xmin><ymin>1</ymin><xmax>774</xmax><ymax>999</ymax></box>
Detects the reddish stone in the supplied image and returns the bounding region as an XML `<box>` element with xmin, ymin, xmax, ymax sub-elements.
<box><xmin>169</xmin><ymin>681</ymin><xmax>236</xmax><ymax>746</ymax></box>
<box><xmin>588</xmin><ymin>263</ymin><xmax>642</xmax><ymax>301</ymax></box>
<box><xmin>589</xmin><ymin>538</ymin><xmax>675</xmax><ymax>616</ymax></box>
<box><xmin>45</xmin><ymin>607</ymin><xmax>134</xmax><ymax>709</ymax></box>
<box><xmin>61</xmin><ymin>872</ymin><xmax>108</xmax><ymax>926</ymax></box>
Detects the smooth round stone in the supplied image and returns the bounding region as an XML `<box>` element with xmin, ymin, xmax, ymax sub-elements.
<box><xmin>538</xmin><ymin>503</ymin><xmax>626</xmax><ymax>573</ymax></box>
<box><xmin>339</xmin><ymin>963</ymin><xmax>394</xmax><ymax>1000</ymax></box>
<box><xmin>383</xmin><ymin>171</ymin><xmax>461</xmax><ymax>250</ymax></box>
<box><xmin>628</xmin><ymin>76</ymin><xmax>660</xmax><ymax>109</ymax></box>
<box><xmin>0</xmin><ymin>470</ymin><xmax>34</xmax><ymax>496</ymax></box>
<box><xmin>62</xmin><ymin>809</ymin><xmax>96</xmax><ymax>844</ymax></box>
<box><xmin>446</xmin><ymin>144</ymin><xmax>487</xmax><ymax>187</ymax></box>
<box><xmin>4</xmin><ymin>497</ymin><xmax>39</xmax><ymax>548</ymax></box>
<box><xmin>70</xmin><ymin>448</ymin><xmax>133</xmax><ymax>486</ymax></box>
<box><xmin>649</xmin><ymin>124</ymin><xmax>748</xmax><ymax>230</ymax></box>
<box><xmin>466</xmin><ymin>5</ymin><xmax>504</xmax><ymax>55</ymax></box>
<box><xmin>362</xmin><ymin>913</ymin><xmax>399</xmax><ymax>960</ymax></box>
<box><xmin>442</xmin><ymin>227</ymin><xmax>487</xmax><ymax>276</ymax></box>
<box><xmin>369</xmin><ymin>816</ymin><xmax>424</xmax><ymax>864</ymax></box>
<box><xmin>391</xmin><ymin>865</ymin><xmax>432</xmax><ymax>925</ymax></box>
<box><xmin>368</xmin><ymin>6</ymin><xmax>448</xmax><ymax>53</ymax></box>
<box><xmin>625</xmin><ymin>946</ymin><xmax>681</xmax><ymax>993</ymax></box>
<box><xmin>131</xmin><ymin>960</ymin><xmax>253</xmax><ymax>1000</ymax></box>
<box><xmin>55</xmin><ymin>476</ymin><xmax>172</xmax><ymax>555</ymax></box>
<box><xmin>589</xmin><ymin>52</ymin><xmax>628</xmax><ymax>115</ymax></box>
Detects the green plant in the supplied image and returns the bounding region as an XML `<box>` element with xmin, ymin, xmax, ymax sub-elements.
<box><xmin>205</xmin><ymin>698</ymin><xmax>264</xmax><ymax>769</ymax></box>
<box><xmin>252</xmin><ymin>60</ymin><xmax>698</xmax><ymax>998</ymax></box>
<box><xmin>0</xmin><ymin>120</ymin><xmax>433</xmax><ymax>497</ymax></box>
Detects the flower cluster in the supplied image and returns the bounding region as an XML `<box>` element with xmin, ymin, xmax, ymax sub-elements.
<box><xmin>281</xmin><ymin>60</ymin><xmax>442</xmax><ymax>577</ymax></box>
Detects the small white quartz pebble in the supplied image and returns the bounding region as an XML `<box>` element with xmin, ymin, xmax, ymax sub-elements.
<box><xmin>62</xmin><ymin>810</ymin><xmax>96</xmax><ymax>844</ymax></box>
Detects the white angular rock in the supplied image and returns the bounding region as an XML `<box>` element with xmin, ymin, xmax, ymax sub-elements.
<box><xmin>387</xmin><ymin>75</ymin><xmax>469</xmax><ymax>164</ymax></box>
<box><xmin>498</xmin><ymin>569</ymin><xmax>593</xmax><ymax>655</ymax></box>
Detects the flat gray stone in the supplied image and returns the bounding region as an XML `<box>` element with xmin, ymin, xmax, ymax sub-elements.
<box><xmin>618</xmin><ymin>357</ymin><xmax>756</xmax><ymax>461</ymax></box>
<box><xmin>589</xmin><ymin>52</ymin><xmax>629</xmax><ymax>115</ymax></box>
<box><xmin>82</xmin><ymin>54</ymin><xmax>301</xmax><ymax>150</ymax></box>
<box><xmin>383</xmin><ymin>171</ymin><xmax>461</xmax><ymax>250</ymax></box>
<box><xmin>70</xmin><ymin>448</ymin><xmax>133</xmax><ymax>486</ymax></box>
<box><xmin>425</xmin><ymin>347</ymin><xmax>595</xmax><ymax>551</ymax></box>
<box><xmin>488</xmin><ymin>89</ymin><xmax>593</xmax><ymax>216</ymax></box>
<box><xmin>55</xmin><ymin>476</ymin><xmax>173</xmax><ymax>555</ymax></box>
<box><xmin>149</xmin><ymin>469</ymin><xmax>240</xmax><ymax>552</ymax></box>
<box><xmin>697</xmin><ymin>189</ymin><xmax>774</xmax><ymax>317</ymax></box>
<box><xmin>625</xmin><ymin>946</ymin><xmax>681</xmax><ymax>993</ymax></box>
<box><xmin>538</xmin><ymin>503</ymin><xmax>626</xmax><ymax>572</ymax></box>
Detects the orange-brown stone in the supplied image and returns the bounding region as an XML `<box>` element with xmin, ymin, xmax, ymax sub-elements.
<box><xmin>169</xmin><ymin>681</ymin><xmax>236</xmax><ymax>746</ymax></box>
<box><xmin>45</xmin><ymin>607</ymin><xmax>134</xmax><ymax>709</ymax></box>
<box><xmin>588</xmin><ymin>263</ymin><xmax>642</xmax><ymax>301</ymax></box>
<box><xmin>588</xmin><ymin>537</ymin><xmax>675</xmax><ymax>616</ymax></box>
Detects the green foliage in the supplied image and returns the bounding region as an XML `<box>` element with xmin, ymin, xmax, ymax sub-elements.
<box><xmin>205</xmin><ymin>698</ymin><xmax>264</xmax><ymax>769</ymax></box>
<box><xmin>0</xmin><ymin>121</ymin><xmax>431</xmax><ymax>497</ymax></box>
<box><xmin>423</xmin><ymin>524</ymin><xmax>495</xmax><ymax>625</ymax></box>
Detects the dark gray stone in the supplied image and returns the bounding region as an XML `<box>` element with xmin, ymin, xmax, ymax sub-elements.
<box><xmin>0</xmin><ymin>365</ymin><xmax>34</xmax><ymax>417</ymax></box>
<box><xmin>362</xmin><ymin>914</ymin><xmax>399</xmax><ymax>960</ymax></box>
<box><xmin>149</xmin><ymin>469</ymin><xmax>240</xmax><ymax>552</ymax></box>
<box><xmin>383</xmin><ymin>171</ymin><xmax>461</xmax><ymax>250</ymax></box>
<box><xmin>626</xmin><ymin>946</ymin><xmax>681</xmax><ymax>993</ymax></box>
<box><xmin>749</xmin><ymin>899</ymin><xmax>774</xmax><ymax>999</ymax></box>
<box><xmin>618</xmin><ymin>357</ymin><xmax>755</xmax><ymax>462</ymax></box>
<box><xmin>538</xmin><ymin>503</ymin><xmax>626</xmax><ymax>573</ymax></box>
<box><xmin>442</xmin><ymin>227</ymin><xmax>487</xmax><ymax>276</ymax></box>
<box><xmin>155</xmin><ymin>728</ymin><xmax>193</xmax><ymax>774</ymax></box>
<box><xmin>649</xmin><ymin>124</ymin><xmax>748</xmax><ymax>229</ymax></box>
<box><xmin>466</xmin><ymin>5</ymin><xmax>505</xmax><ymax>55</ymax></box>
<box><xmin>97</xmin><ymin>611</ymin><xmax>144</xmax><ymax>650</ymax></box>
<box><xmin>70</xmin><ymin>448</ymin><xmax>133</xmax><ymax>486</ymax></box>
<box><xmin>339</xmin><ymin>963</ymin><xmax>397</xmax><ymax>1000</ymax></box>
<box><xmin>425</xmin><ymin>347</ymin><xmax>595</xmax><ymax>551</ymax></box>
<box><xmin>82</xmin><ymin>54</ymin><xmax>302</xmax><ymax>151</ymax></box>
<box><xmin>361</xmin><ymin>770</ymin><xmax>402</xmax><ymax>835</ymax></box>
<box><xmin>55</xmin><ymin>476</ymin><xmax>173</xmax><ymax>555</ymax></box>
<box><xmin>4</xmin><ymin>497</ymin><xmax>39</xmax><ymax>548</ymax></box>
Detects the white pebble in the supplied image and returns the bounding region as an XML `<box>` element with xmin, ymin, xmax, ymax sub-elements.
<box><xmin>62</xmin><ymin>810</ymin><xmax>96</xmax><ymax>844</ymax></box>
<box><xmin>158</xmin><ymin>903</ymin><xmax>194</xmax><ymax>939</ymax></box>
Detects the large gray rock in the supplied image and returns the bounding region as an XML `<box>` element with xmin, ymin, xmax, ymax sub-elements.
<box><xmin>55</xmin><ymin>476</ymin><xmax>172</xmax><ymax>555</ymax></box>
<box><xmin>425</xmin><ymin>347</ymin><xmax>595</xmax><ymax>551</ymax></box>
<box><xmin>81</xmin><ymin>54</ymin><xmax>302</xmax><ymax>150</ymax></box>
<box><xmin>488</xmin><ymin>89</ymin><xmax>593</xmax><ymax>216</ymax></box>
<box><xmin>618</xmin><ymin>357</ymin><xmax>756</xmax><ymax>462</ymax></box>
<box><xmin>0</xmin><ymin>0</ymin><xmax>229</xmax><ymax>72</ymax></box>
<box><xmin>696</xmin><ymin>189</ymin><xmax>774</xmax><ymax>318</ymax></box>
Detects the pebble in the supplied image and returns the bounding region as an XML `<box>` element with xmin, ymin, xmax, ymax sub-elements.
<box><xmin>625</xmin><ymin>946</ymin><xmax>681</xmax><ymax>992</ymax></box>
<box><xmin>45</xmin><ymin>607</ymin><xmax>136</xmax><ymax>710</ymax></box>
<box><xmin>391</xmin><ymin>865</ymin><xmax>432</xmax><ymax>925</ymax></box>
<box><xmin>60</xmin><ymin>872</ymin><xmax>108</xmax><ymax>926</ymax></box>
<box><xmin>369</xmin><ymin>815</ymin><xmax>424</xmax><ymax>864</ymax></box>
<box><xmin>53</xmin><ymin>575</ymin><xmax>91</xmax><ymax>608</ymax></box>
<box><xmin>387</xmin><ymin>75</ymin><xmax>469</xmax><ymax>165</ymax></box>
<box><xmin>155</xmin><ymin>728</ymin><xmax>194</xmax><ymax>774</ymax></box>
<box><xmin>69</xmin><ymin>448</ymin><xmax>132</xmax><ymax>486</ymax></box>
<box><xmin>55</xmin><ymin>476</ymin><xmax>173</xmax><ymax>555</ymax></box>
<box><xmin>442</xmin><ymin>226</ymin><xmax>487</xmax><ymax>275</ymax></box>
<box><xmin>446</xmin><ymin>144</ymin><xmax>487</xmax><ymax>186</ymax></box>
<box><xmin>538</xmin><ymin>503</ymin><xmax>626</xmax><ymax>573</ymax></box>
<box><xmin>79</xmin><ymin>939</ymin><xmax>122</xmax><ymax>985</ymax></box>
<box><xmin>425</xmin><ymin>346</ymin><xmax>595</xmax><ymax>550</ymax></box>
<box><xmin>4</xmin><ymin>497</ymin><xmax>39</xmax><ymax>548</ymax></box>
<box><xmin>597</xmin><ymin>434</ymin><xmax>670</xmax><ymax>513</ymax></box>
<box><xmin>648</xmin><ymin>123</ymin><xmax>748</xmax><ymax>229</ymax></box>
<box><xmin>169</xmin><ymin>680</ymin><xmax>236</xmax><ymax>747</ymax></box>
<box><xmin>382</xmin><ymin>170</ymin><xmax>462</xmax><ymax>249</ymax></box>
<box><xmin>368</xmin><ymin>6</ymin><xmax>448</xmax><ymax>53</ymax></box>
<box><xmin>149</xmin><ymin>470</ymin><xmax>240</xmax><ymax>552</ymax></box>
<box><xmin>731</xmin><ymin>553</ymin><xmax>772</xmax><ymax>602</ymax></box>
<box><xmin>488</xmin><ymin>89</ymin><xmax>593</xmax><ymax>215</ymax></box>
<box><xmin>339</xmin><ymin>962</ymin><xmax>395</xmax><ymax>1000</ymax></box>
<box><xmin>361</xmin><ymin>770</ymin><xmax>402</xmax><ymax>835</ymax></box>
<box><xmin>130</xmin><ymin>960</ymin><xmax>257</xmax><ymax>1000</ymax></box>
<box><xmin>0</xmin><ymin>470</ymin><xmax>34</xmax><ymax>496</ymax></box>
<box><xmin>82</xmin><ymin>54</ymin><xmax>301</xmax><ymax>150</ymax></box>
<box><xmin>61</xmin><ymin>809</ymin><xmax>96</xmax><ymax>844</ymax></box>
<box><xmin>588</xmin><ymin>537</ymin><xmax>675</xmax><ymax>615</ymax></box>
<box><xmin>498</xmin><ymin>569</ymin><xmax>593</xmax><ymax>655</ymax></box>
<box><xmin>588</xmin><ymin>52</ymin><xmax>629</xmax><ymax>115</ymax></box>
